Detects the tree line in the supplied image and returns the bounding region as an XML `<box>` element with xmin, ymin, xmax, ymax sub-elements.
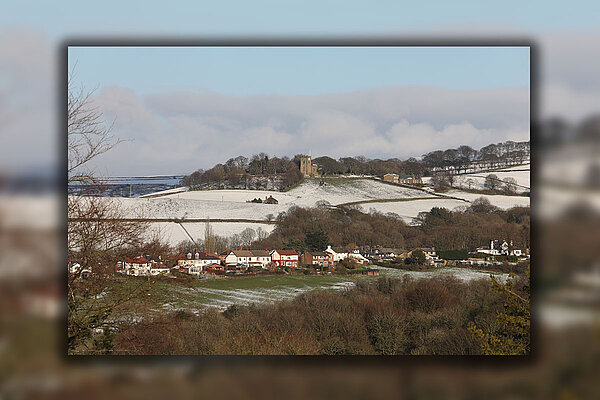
<box><xmin>422</xmin><ymin>140</ymin><xmax>530</xmax><ymax>169</ymax></box>
<box><xmin>181</xmin><ymin>153</ymin><xmax>304</xmax><ymax>190</ymax></box>
<box><xmin>179</xmin><ymin>140</ymin><xmax>530</xmax><ymax>190</ymax></box>
<box><xmin>252</xmin><ymin>198</ymin><xmax>529</xmax><ymax>253</ymax></box>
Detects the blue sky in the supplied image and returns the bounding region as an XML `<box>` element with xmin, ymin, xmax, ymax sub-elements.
<box><xmin>5</xmin><ymin>1</ymin><xmax>600</xmax><ymax>36</ymax></box>
<box><xmin>68</xmin><ymin>46</ymin><xmax>529</xmax><ymax>96</ymax></box>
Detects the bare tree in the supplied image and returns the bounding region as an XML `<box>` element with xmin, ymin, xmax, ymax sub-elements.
<box><xmin>68</xmin><ymin>75</ymin><xmax>120</xmax><ymax>183</ymax></box>
<box><xmin>503</xmin><ymin>177</ymin><xmax>518</xmax><ymax>194</ymax></box>
<box><xmin>465</xmin><ymin>178</ymin><xmax>476</xmax><ymax>190</ymax></box>
<box><xmin>203</xmin><ymin>218</ymin><xmax>216</xmax><ymax>254</ymax></box>
<box><xmin>256</xmin><ymin>227</ymin><xmax>268</xmax><ymax>241</ymax></box>
<box><xmin>240</xmin><ymin>227</ymin><xmax>257</xmax><ymax>246</ymax></box>
<box><xmin>431</xmin><ymin>173</ymin><xmax>450</xmax><ymax>191</ymax></box>
<box><xmin>67</xmin><ymin>78</ymin><xmax>152</xmax><ymax>354</ymax></box>
<box><xmin>484</xmin><ymin>174</ymin><xmax>500</xmax><ymax>191</ymax></box>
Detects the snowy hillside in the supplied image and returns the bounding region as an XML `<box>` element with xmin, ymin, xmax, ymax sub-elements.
<box><xmin>79</xmin><ymin>176</ymin><xmax>530</xmax><ymax>245</ymax></box>
<box><xmin>160</xmin><ymin>178</ymin><xmax>428</xmax><ymax>206</ymax></box>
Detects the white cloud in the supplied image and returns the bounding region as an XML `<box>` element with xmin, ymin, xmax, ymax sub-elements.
<box><xmin>4</xmin><ymin>28</ymin><xmax>600</xmax><ymax>176</ymax></box>
<box><xmin>84</xmin><ymin>85</ymin><xmax>531</xmax><ymax>175</ymax></box>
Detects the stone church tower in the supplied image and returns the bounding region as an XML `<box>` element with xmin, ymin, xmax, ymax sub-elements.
<box><xmin>300</xmin><ymin>155</ymin><xmax>312</xmax><ymax>176</ymax></box>
<box><xmin>300</xmin><ymin>155</ymin><xmax>318</xmax><ymax>177</ymax></box>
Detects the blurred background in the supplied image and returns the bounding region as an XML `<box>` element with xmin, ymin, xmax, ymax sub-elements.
<box><xmin>1</xmin><ymin>1</ymin><xmax>599</xmax><ymax>398</ymax></box>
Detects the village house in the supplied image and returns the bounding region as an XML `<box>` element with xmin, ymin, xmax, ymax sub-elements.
<box><xmin>263</xmin><ymin>195</ymin><xmax>278</xmax><ymax>204</ymax></box>
<box><xmin>374</xmin><ymin>247</ymin><xmax>407</xmax><ymax>260</ymax></box>
<box><xmin>222</xmin><ymin>249</ymin><xmax>254</xmax><ymax>268</ymax></box>
<box><xmin>421</xmin><ymin>247</ymin><xmax>437</xmax><ymax>260</ymax></box>
<box><xmin>150</xmin><ymin>263</ymin><xmax>171</xmax><ymax>275</ymax></box>
<box><xmin>398</xmin><ymin>177</ymin><xmax>423</xmax><ymax>185</ymax></box>
<box><xmin>324</xmin><ymin>245</ymin><xmax>370</xmax><ymax>264</ymax></box>
<box><xmin>407</xmin><ymin>247</ymin><xmax>440</xmax><ymax>265</ymax></box>
<box><xmin>270</xmin><ymin>249</ymin><xmax>299</xmax><ymax>268</ymax></box>
<box><xmin>119</xmin><ymin>256</ymin><xmax>151</xmax><ymax>276</ymax></box>
<box><xmin>325</xmin><ymin>245</ymin><xmax>349</xmax><ymax>262</ymax></box>
<box><xmin>177</xmin><ymin>251</ymin><xmax>221</xmax><ymax>269</ymax></box>
<box><xmin>221</xmin><ymin>249</ymin><xmax>272</xmax><ymax>269</ymax></box>
<box><xmin>348</xmin><ymin>252</ymin><xmax>370</xmax><ymax>264</ymax></box>
<box><xmin>476</xmin><ymin>240</ymin><xmax>523</xmax><ymax>257</ymax></box>
<box><xmin>118</xmin><ymin>255</ymin><xmax>170</xmax><ymax>276</ymax></box>
<box><xmin>302</xmin><ymin>251</ymin><xmax>335</xmax><ymax>267</ymax></box>
<box><xmin>383</xmin><ymin>173</ymin><xmax>399</xmax><ymax>183</ymax></box>
<box><xmin>249</xmin><ymin>249</ymin><xmax>272</xmax><ymax>268</ymax></box>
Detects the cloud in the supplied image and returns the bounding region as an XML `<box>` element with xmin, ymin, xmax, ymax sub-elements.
<box><xmin>3</xmin><ymin>28</ymin><xmax>600</xmax><ymax>176</ymax></box>
<box><xmin>84</xmin><ymin>85</ymin><xmax>530</xmax><ymax>175</ymax></box>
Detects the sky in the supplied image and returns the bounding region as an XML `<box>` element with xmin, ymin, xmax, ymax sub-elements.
<box><xmin>64</xmin><ymin>45</ymin><xmax>530</xmax><ymax>175</ymax></box>
<box><xmin>1</xmin><ymin>1</ymin><xmax>599</xmax><ymax>176</ymax></box>
<box><xmin>67</xmin><ymin>46</ymin><xmax>530</xmax><ymax>96</ymax></box>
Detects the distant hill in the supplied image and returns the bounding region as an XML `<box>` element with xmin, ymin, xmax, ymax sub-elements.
<box><xmin>180</xmin><ymin>140</ymin><xmax>530</xmax><ymax>191</ymax></box>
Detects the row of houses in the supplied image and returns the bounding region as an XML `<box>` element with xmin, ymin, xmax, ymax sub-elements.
<box><xmin>99</xmin><ymin>239</ymin><xmax>528</xmax><ymax>278</ymax></box>
<box><xmin>114</xmin><ymin>246</ymin><xmax>374</xmax><ymax>277</ymax></box>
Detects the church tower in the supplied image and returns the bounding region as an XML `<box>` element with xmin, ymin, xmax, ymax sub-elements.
<box><xmin>300</xmin><ymin>155</ymin><xmax>312</xmax><ymax>176</ymax></box>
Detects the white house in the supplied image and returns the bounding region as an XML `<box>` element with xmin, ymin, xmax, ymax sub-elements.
<box><xmin>325</xmin><ymin>245</ymin><xmax>370</xmax><ymax>264</ymax></box>
<box><xmin>250</xmin><ymin>250</ymin><xmax>272</xmax><ymax>268</ymax></box>
<box><xmin>122</xmin><ymin>256</ymin><xmax>152</xmax><ymax>276</ymax></box>
<box><xmin>177</xmin><ymin>252</ymin><xmax>221</xmax><ymax>269</ymax></box>
<box><xmin>325</xmin><ymin>245</ymin><xmax>349</xmax><ymax>262</ymax></box>
<box><xmin>223</xmin><ymin>250</ymin><xmax>253</xmax><ymax>267</ymax></box>
<box><xmin>223</xmin><ymin>250</ymin><xmax>271</xmax><ymax>268</ymax></box>
<box><xmin>476</xmin><ymin>240</ymin><xmax>522</xmax><ymax>257</ymax></box>
<box><xmin>420</xmin><ymin>248</ymin><xmax>438</xmax><ymax>260</ymax></box>
<box><xmin>348</xmin><ymin>252</ymin><xmax>370</xmax><ymax>264</ymax></box>
<box><xmin>120</xmin><ymin>255</ymin><xmax>170</xmax><ymax>276</ymax></box>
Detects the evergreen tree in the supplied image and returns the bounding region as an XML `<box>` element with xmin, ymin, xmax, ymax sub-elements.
<box><xmin>304</xmin><ymin>230</ymin><xmax>329</xmax><ymax>252</ymax></box>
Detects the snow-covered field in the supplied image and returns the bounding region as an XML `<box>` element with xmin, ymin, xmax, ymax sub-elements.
<box><xmin>116</xmin><ymin>196</ymin><xmax>289</xmax><ymax>221</ymax></box>
<box><xmin>361</xmin><ymin>198</ymin><xmax>469</xmax><ymax>223</ymax></box>
<box><xmin>161</xmin><ymin>178</ymin><xmax>427</xmax><ymax>207</ymax></box>
<box><xmin>378</xmin><ymin>266</ymin><xmax>509</xmax><ymax>283</ymax></box>
<box><xmin>446</xmin><ymin>190</ymin><xmax>531</xmax><ymax>209</ymax></box>
<box><xmin>496</xmin><ymin>162</ymin><xmax>530</xmax><ymax>172</ymax></box>
<box><xmin>139</xmin><ymin>186</ymin><xmax>188</xmax><ymax>198</ymax></box>
<box><xmin>115</xmin><ymin>178</ymin><xmax>430</xmax><ymax>223</ymax></box>
<box><xmin>454</xmin><ymin>169</ymin><xmax>530</xmax><ymax>192</ymax></box>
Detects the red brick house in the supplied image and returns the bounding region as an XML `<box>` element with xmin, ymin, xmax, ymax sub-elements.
<box><xmin>270</xmin><ymin>250</ymin><xmax>299</xmax><ymax>268</ymax></box>
<box><xmin>302</xmin><ymin>251</ymin><xmax>334</xmax><ymax>267</ymax></box>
